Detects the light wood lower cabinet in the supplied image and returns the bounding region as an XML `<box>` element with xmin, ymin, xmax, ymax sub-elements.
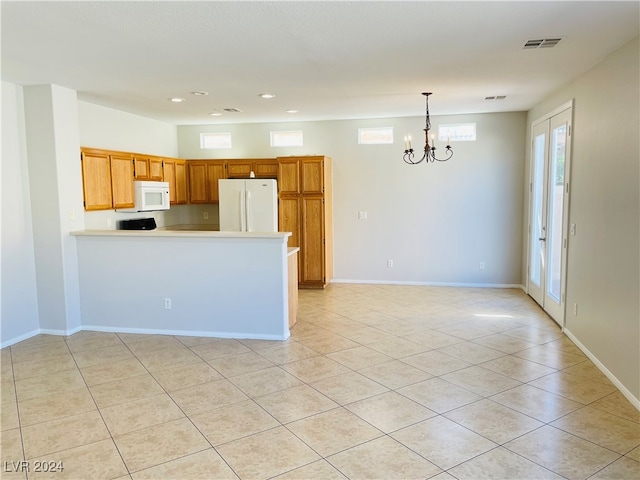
<box><xmin>288</xmin><ymin>249</ymin><xmax>299</xmax><ymax>328</ymax></box>
<box><xmin>278</xmin><ymin>156</ymin><xmax>333</xmax><ymax>288</ymax></box>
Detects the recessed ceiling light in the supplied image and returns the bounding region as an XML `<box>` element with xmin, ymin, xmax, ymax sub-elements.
<box><xmin>191</xmin><ymin>91</ymin><xmax>209</xmax><ymax>96</ymax></box>
<box><xmin>259</xmin><ymin>93</ymin><xmax>275</xmax><ymax>99</ymax></box>
<box><xmin>209</xmin><ymin>112</ymin><xmax>223</xmax><ymax>116</ymax></box>
<box><xmin>285</xmin><ymin>109</ymin><xmax>299</xmax><ymax>114</ymax></box>
<box><xmin>169</xmin><ymin>97</ymin><xmax>185</xmax><ymax>103</ymax></box>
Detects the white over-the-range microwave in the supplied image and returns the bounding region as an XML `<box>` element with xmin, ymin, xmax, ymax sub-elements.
<box><xmin>116</xmin><ymin>181</ymin><xmax>170</xmax><ymax>212</ymax></box>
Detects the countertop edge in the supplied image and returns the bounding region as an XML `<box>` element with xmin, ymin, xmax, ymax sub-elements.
<box><xmin>71</xmin><ymin>229</ymin><xmax>292</xmax><ymax>240</ymax></box>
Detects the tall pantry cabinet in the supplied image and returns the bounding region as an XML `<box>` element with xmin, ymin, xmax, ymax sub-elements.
<box><xmin>278</xmin><ymin>156</ymin><xmax>333</xmax><ymax>288</ymax></box>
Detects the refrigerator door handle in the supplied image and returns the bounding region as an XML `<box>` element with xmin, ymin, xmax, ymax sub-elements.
<box><xmin>245</xmin><ymin>190</ymin><xmax>252</xmax><ymax>232</ymax></box>
<box><xmin>239</xmin><ymin>190</ymin><xmax>247</xmax><ymax>232</ymax></box>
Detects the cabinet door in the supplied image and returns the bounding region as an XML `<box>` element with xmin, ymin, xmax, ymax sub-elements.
<box><xmin>163</xmin><ymin>160</ymin><xmax>177</xmax><ymax>204</ymax></box>
<box><xmin>206</xmin><ymin>161</ymin><xmax>226</xmax><ymax>203</ymax></box>
<box><xmin>277</xmin><ymin>158</ymin><xmax>300</xmax><ymax>194</ymax></box>
<box><xmin>188</xmin><ymin>162</ymin><xmax>208</xmax><ymax>204</ymax></box>
<box><xmin>133</xmin><ymin>156</ymin><xmax>150</xmax><ymax>179</ymax></box>
<box><xmin>110</xmin><ymin>154</ymin><xmax>135</xmax><ymax>209</ymax></box>
<box><xmin>149</xmin><ymin>157</ymin><xmax>164</xmax><ymax>181</ymax></box>
<box><xmin>81</xmin><ymin>151</ymin><xmax>113</xmax><ymax>210</ymax></box>
<box><xmin>227</xmin><ymin>161</ymin><xmax>253</xmax><ymax>178</ymax></box>
<box><xmin>279</xmin><ymin>196</ymin><xmax>301</xmax><ymax>249</ymax></box>
<box><xmin>254</xmin><ymin>159</ymin><xmax>278</xmax><ymax>178</ymax></box>
<box><xmin>279</xmin><ymin>196</ymin><xmax>301</xmax><ymax>282</ymax></box>
<box><xmin>300</xmin><ymin>196</ymin><xmax>325</xmax><ymax>285</ymax></box>
<box><xmin>301</xmin><ymin>157</ymin><xmax>324</xmax><ymax>195</ymax></box>
<box><xmin>175</xmin><ymin>160</ymin><xmax>188</xmax><ymax>204</ymax></box>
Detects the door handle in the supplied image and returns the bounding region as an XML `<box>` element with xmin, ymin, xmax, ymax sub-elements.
<box><xmin>539</xmin><ymin>226</ymin><xmax>546</xmax><ymax>241</ymax></box>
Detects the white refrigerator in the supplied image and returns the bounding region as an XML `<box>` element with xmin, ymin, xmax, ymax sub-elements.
<box><xmin>218</xmin><ymin>179</ymin><xmax>278</xmax><ymax>232</ymax></box>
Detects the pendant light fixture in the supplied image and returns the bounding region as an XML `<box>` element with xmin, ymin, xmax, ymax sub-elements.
<box><xmin>403</xmin><ymin>92</ymin><xmax>453</xmax><ymax>165</ymax></box>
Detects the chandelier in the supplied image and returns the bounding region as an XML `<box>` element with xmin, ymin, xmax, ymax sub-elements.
<box><xmin>403</xmin><ymin>92</ymin><xmax>453</xmax><ymax>165</ymax></box>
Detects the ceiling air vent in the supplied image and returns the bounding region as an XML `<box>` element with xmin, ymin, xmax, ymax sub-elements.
<box><xmin>523</xmin><ymin>38</ymin><xmax>562</xmax><ymax>49</ymax></box>
<box><xmin>484</xmin><ymin>96</ymin><xmax>507</xmax><ymax>101</ymax></box>
<box><xmin>223</xmin><ymin>108</ymin><xmax>243</xmax><ymax>113</ymax></box>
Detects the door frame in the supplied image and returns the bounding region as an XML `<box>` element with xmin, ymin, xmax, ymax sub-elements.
<box><xmin>526</xmin><ymin>99</ymin><xmax>574</xmax><ymax>329</ymax></box>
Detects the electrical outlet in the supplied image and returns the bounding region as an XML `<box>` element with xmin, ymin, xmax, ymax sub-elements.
<box><xmin>387</xmin><ymin>259</ymin><xmax>393</xmax><ymax>268</ymax></box>
<box><xmin>69</xmin><ymin>210</ymin><xmax>75</xmax><ymax>220</ymax></box>
<box><xmin>570</xmin><ymin>223</ymin><xmax>576</xmax><ymax>236</ymax></box>
<box><xmin>573</xmin><ymin>303</ymin><xmax>578</xmax><ymax>316</ymax></box>
<box><xmin>107</xmin><ymin>218</ymin><xmax>112</xmax><ymax>229</ymax></box>
<box><xmin>358</xmin><ymin>211</ymin><xmax>368</xmax><ymax>220</ymax></box>
<box><xmin>164</xmin><ymin>298</ymin><xmax>172</xmax><ymax>309</ymax></box>
<box><xmin>203</xmin><ymin>212</ymin><xmax>209</xmax><ymax>220</ymax></box>
<box><xmin>479</xmin><ymin>262</ymin><xmax>486</xmax><ymax>270</ymax></box>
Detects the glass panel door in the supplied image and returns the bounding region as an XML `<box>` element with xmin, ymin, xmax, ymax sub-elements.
<box><xmin>528</xmin><ymin>106</ymin><xmax>572</xmax><ymax>326</ymax></box>
<box><xmin>528</xmin><ymin>122</ymin><xmax>548</xmax><ymax>307</ymax></box>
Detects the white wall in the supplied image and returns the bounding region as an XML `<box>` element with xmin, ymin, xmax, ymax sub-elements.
<box><xmin>178</xmin><ymin>112</ymin><xmax>527</xmax><ymax>286</ymax></box>
<box><xmin>1</xmin><ymin>82</ymin><xmax>40</xmax><ymax>346</ymax></box>
<box><xmin>524</xmin><ymin>37</ymin><xmax>639</xmax><ymax>401</ymax></box>
<box><xmin>75</xmin><ymin>234</ymin><xmax>290</xmax><ymax>340</ymax></box>
<box><xmin>23</xmin><ymin>85</ymin><xmax>85</xmax><ymax>334</ymax></box>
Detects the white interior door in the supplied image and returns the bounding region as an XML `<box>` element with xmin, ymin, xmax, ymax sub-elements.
<box><xmin>528</xmin><ymin>105</ymin><xmax>572</xmax><ymax>326</ymax></box>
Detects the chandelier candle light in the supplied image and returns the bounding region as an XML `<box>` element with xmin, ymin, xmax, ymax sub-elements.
<box><xmin>403</xmin><ymin>92</ymin><xmax>453</xmax><ymax>165</ymax></box>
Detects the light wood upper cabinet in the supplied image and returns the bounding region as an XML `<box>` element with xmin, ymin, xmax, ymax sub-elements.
<box><xmin>81</xmin><ymin>148</ymin><xmax>135</xmax><ymax>210</ymax></box>
<box><xmin>277</xmin><ymin>158</ymin><xmax>301</xmax><ymax>195</ymax></box>
<box><xmin>163</xmin><ymin>158</ymin><xmax>188</xmax><ymax>205</ymax></box>
<box><xmin>81</xmin><ymin>147</ymin><xmax>186</xmax><ymax>211</ymax></box>
<box><xmin>253</xmin><ymin>159</ymin><xmax>278</xmax><ymax>178</ymax></box>
<box><xmin>133</xmin><ymin>155</ymin><xmax>163</xmax><ymax>181</ymax></box>
<box><xmin>149</xmin><ymin>157</ymin><xmax>164</xmax><ymax>181</ymax></box>
<box><xmin>206</xmin><ymin>161</ymin><xmax>226</xmax><ymax>203</ymax></box>
<box><xmin>188</xmin><ymin>162</ymin><xmax>208</xmax><ymax>204</ymax></box>
<box><xmin>226</xmin><ymin>161</ymin><xmax>253</xmax><ymax>178</ymax></box>
<box><xmin>187</xmin><ymin>160</ymin><xmax>226</xmax><ymax>204</ymax></box>
<box><xmin>133</xmin><ymin>156</ymin><xmax>149</xmax><ymax>179</ymax></box>
<box><xmin>277</xmin><ymin>156</ymin><xmax>333</xmax><ymax>288</ymax></box>
<box><xmin>81</xmin><ymin>150</ymin><xmax>113</xmax><ymax>210</ymax></box>
<box><xmin>226</xmin><ymin>158</ymin><xmax>278</xmax><ymax>179</ymax></box>
<box><xmin>110</xmin><ymin>153</ymin><xmax>135</xmax><ymax>209</ymax></box>
<box><xmin>175</xmin><ymin>160</ymin><xmax>187</xmax><ymax>204</ymax></box>
<box><xmin>300</xmin><ymin>157</ymin><xmax>325</xmax><ymax>194</ymax></box>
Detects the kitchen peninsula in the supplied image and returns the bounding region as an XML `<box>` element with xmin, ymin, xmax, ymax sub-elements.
<box><xmin>72</xmin><ymin>229</ymin><xmax>297</xmax><ymax>340</ymax></box>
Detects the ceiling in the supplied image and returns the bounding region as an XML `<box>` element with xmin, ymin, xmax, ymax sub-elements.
<box><xmin>2</xmin><ymin>1</ymin><xmax>638</xmax><ymax>126</ymax></box>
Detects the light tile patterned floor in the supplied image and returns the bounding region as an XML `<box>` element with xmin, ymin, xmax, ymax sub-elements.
<box><xmin>1</xmin><ymin>284</ymin><xmax>639</xmax><ymax>479</ymax></box>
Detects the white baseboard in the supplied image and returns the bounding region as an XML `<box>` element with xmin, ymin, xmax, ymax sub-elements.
<box><xmin>40</xmin><ymin>326</ymin><xmax>83</xmax><ymax>337</ymax></box>
<box><xmin>81</xmin><ymin>325</ymin><xmax>289</xmax><ymax>341</ymax></box>
<box><xmin>1</xmin><ymin>326</ymin><xmax>82</xmax><ymax>348</ymax></box>
<box><xmin>332</xmin><ymin>278</ymin><xmax>524</xmax><ymax>289</ymax></box>
<box><xmin>564</xmin><ymin>327</ymin><xmax>640</xmax><ymax>411</ymax></box>
<box><xmin>1</xmin><ymin>324</ymin><xmax>288</xmax><ymax>349</ymax></box>
<box><xmin>1</xmin><ymin>329</ymin><xmax>42</xmax><ymax>349</ymax></box>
